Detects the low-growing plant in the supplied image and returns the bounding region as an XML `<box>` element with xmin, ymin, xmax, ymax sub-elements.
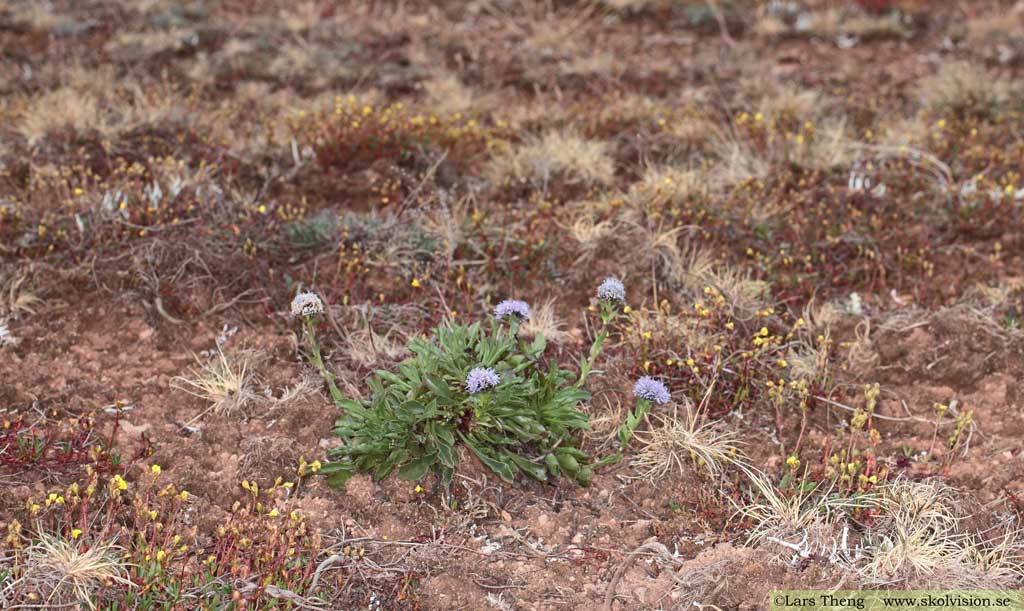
<box><xmin>297</xmin><ymin>292</ymin><xmax>611</xmax><ymax>487</ymax></box>
<box><xmin>1</xmin><ymin>466</ymin><xmax>335</xmax><ymax>610</ymax></box>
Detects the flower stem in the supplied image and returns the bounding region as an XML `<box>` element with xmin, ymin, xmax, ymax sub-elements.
<box><xmin>576</xmin><ymin>329</ymin><xmax>607</xmax><ymax>389</ymax></box>
<box><xmin>617</xmin><ymin>398</ymin><xmax>651</xmax><ymax>451</ymax></box>
<box><xmin>304</xmin><ymin>318</ymin><xmax>344</xmax><ymax>405</ymax></box>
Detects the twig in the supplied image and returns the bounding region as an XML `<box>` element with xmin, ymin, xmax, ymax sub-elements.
<box><xmin>603</xmin><ymin>541</ymin><xmax>680</xmax><ymax>611</ymax></box>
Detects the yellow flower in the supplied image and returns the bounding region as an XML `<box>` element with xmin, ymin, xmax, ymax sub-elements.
<box><xmin>156</xmin><ymin>550</ymin><xmax>166</xmax><ymax>562</ymax></box>
<box><xmin>71</xmin><ymin>529</ymin><xmax>83</xmax><ymax>539</ymax></box>
<box><xmin>112</xmin><ymin>475</ymin><xmax>128</xmax><ymax>490</ymax></box>
<box><xmin>151</xmin><ymin>464</ymin><xmax>162</xmax><ymax>476</ymax></box>
<box><xmin>414</xmin><ymin>485</ymin><xmax>424</xmax><ymax>493</ymax></box>
<box><xmin>411</xmin><ymin>278</ymin><xmax>421</xmax><ymax>288</ymax></box>
<box><xmin>786</xmin><ymin>455</ymin><xmax>800</xmax><ymax>469</ymax></box>
<box><xmin>622</xmin><ymin>306</ymin><xmax>632</xmax><ymax>314</ymax></box>
<box><xmin>179</xmin><ymin>490</ymin><xmax>189</xmax><ymax>501</ymax></box>
<box><xmin>309</xmin><ymin>460</ymin><xmax>322</xmax><ymax>474</ymax></box>
<box><xmin>268</xmin><ymin>509</ymin><xmax>279</xmax><ymax>517</ymax></box>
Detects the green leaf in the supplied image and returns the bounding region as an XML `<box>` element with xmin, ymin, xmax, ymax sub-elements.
<box><xmin>530</xmin><ymin>333</ymin><xmax>546</xmax><ymax>356</ymax></box>
<box><xmin>398</xmin><ymin>362</ymin><xmax>421</xmax><ymax>385</ymax></box>
<box><xmin>320</xmin><ymin>462</ymin><xmax>355</xmax><ymax>488</ymax></box>
<box><xmin>467</xmin><ymin>441</ymin><xmax>516</xmax><ymax>482</ymax></box>
<box><xmin>436</xmin><ymin>437</ymin><xmax>458</xmax><ymax>469</ymax></box>
<box><xmin>424</xmin><ymin>374</ymin><xmax>454</xmax><ymax>402</ymax></box>
<box><xmin>439</xmin><ymin>466</ymin><xmax>454</xmax><ymax>488</ymax></box>
<box><xmin>434</xmin><ymin>426</ymin><xmax>455</xmax><ymax>447</ymax></box>
<box><xmin>375</xmin><ymin>370</ymin><xmax>410</xmax><ymax>390</ymax></box>
<box><xmin>544</xmin><ymin>453</ymin><xmax>561</xmax><ymax>477</ymax></box>
<box><xmin>556</xmin><ymin>453</ymin><xmax>580</xmax><ymax>473</ymax></box>
<box><xmin>334</xmin><ymin>397</ymin><xmax>369</xmax><ymax>418</ymax></box>
<box><xmin>398</xmin><ymin>452</ymin><xmax>437</xmax><ymax>481</ymax></box>
<box><xmin>507</xmin><ymin>453</ymin><xmax>548</xmax><ymax>481</ymax></box>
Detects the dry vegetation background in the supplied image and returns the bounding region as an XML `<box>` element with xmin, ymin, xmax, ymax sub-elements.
<box><xmin>2</xmin><ymin>0</ymin><xmax>1024</xmax><ymax>609</ymax></box>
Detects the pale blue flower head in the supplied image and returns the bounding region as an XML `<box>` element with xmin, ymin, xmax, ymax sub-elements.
<box><xmin>290</xmin><ymin>291</ymin><xmax>324</xmax><ymax>317</ymax></box>
<box><xmin>633</xmin><ymin>376</ymin><xmax>670</xmax><ymax>405</ymax></box>
<box><xmin>597</xmin><ymin>277</ymin><xmax>626</xmax><ymax>303</ymax></box>
<box><xmin>494</xmin><ymin>299</ymin><xmax>531</xmax><ymax>322</ymax></box>
<box><xmin>466</xmin><ymin>367</ymin><xmax>501</xmax><ymax>395</ymax></box>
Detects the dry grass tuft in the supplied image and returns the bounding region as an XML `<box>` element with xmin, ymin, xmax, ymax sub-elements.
<box><xmin>486</xmin><ymin>130</ymin><xmax>614</xmax><ymax>187</ymax></box>
<box><xmin>918</xmin><ymin>61</ymin><xmax>1009</xmax><ymax>116</ymax></box>
<box><xmin>423</xmin><ymin>74</ymin><xmax>480</xmax><ymax>115</ymax></box>
<box><xmin>736</xmin><ymin>465</ymin><xmax>877</xmax><ymax>566</ymax></box>
<box><xmin>699</xmin><ymin>264</ymin><xmax>771</xmax><ymax>321</ymax></box>
<box><xmin>709</xmin><ymin>135</ymin><xmax>771</xmax><ymax>187</ymax></box>
<box><xmin>845</xmin><ymin>318</ymin><xmax>879</xmax><ymax>376</ymax></box>
<box><xmin>630</xmin><ymin>406</ymin><xmax>743</xmax><ymax>480</ymax></box>
<box><xmin>740</xmin><ymin>466</ymin><xmax>836</xmax><ymax>545</ymax></box>
<box><xmin>520</xmin><ymin>299</ymin><xmax>570</xmax><ymax>345</ymax></box>
<box><xmin>584</xmin><ymin>394</ymin><xmax>626</xmax><ymax>446</ymax></box>
<box><xmin>567</xmin><ymin>209</ymin><xmax>617</xmax><ymax>265</ymax></box>
<box><xmin>757</xmin><ymin>84</ymin><xmax>821</xmax><ymax>125</ymax></box>
<box><xmin>0</xmin><ymin>269</ymin><xmax>42</xmax><ymax>319</ymax></box>
<box><xmin>862</xmin><ymin>479</ymin><xmax>1024</xmax><ymax>588</ymax></box>
<box><xmin>800</xmin><ymin>117</ymin><xmax>853</xmax><ymax>170</ymax></box>
<box><xmin>16</xmin><ymin>532</ymin><xmax>131</xmax><ymax>610</ymax></box>
<box><xmin>629</xmin><ymin>223</ymin><xmax>686</xmax><ymax>280</ymax></box>
<box><xmin>171</xmin><ymin>348</ymin><xmax>259</xmax><ymax>419</ymax></box>
<box><xmin>340</xmin><ymin>325</ymin><xmax>409</xmax><ymax>370</ymax></box>
<box><xmin>625</xmin><ymin>166</ymin><xmax>708</xmax><ymax>218</ymax></box>
<box><xmin>16</xmin><ymin>88</ymin><xmax>104</xmax><ymax>145</ymax></box>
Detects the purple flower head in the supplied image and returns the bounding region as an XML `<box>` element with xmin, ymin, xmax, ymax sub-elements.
<box><xmin>597</xmin><ymin>277</ymin><xmax>626</xmax><ymax>303</ymax></box>
<box><xmin>494</xmin><ymin>299</ymin><xmax>531</xmax><ymax>322</ymax></box>
<box><xmin>465</xmin><ymin>367</ymin><xmax>501</xmax><ymax>395</ymax></box>
<box><xmin>633</xmin><ymin>376</ymin><xmax>671</xmax><ymax>405</ymax></box>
